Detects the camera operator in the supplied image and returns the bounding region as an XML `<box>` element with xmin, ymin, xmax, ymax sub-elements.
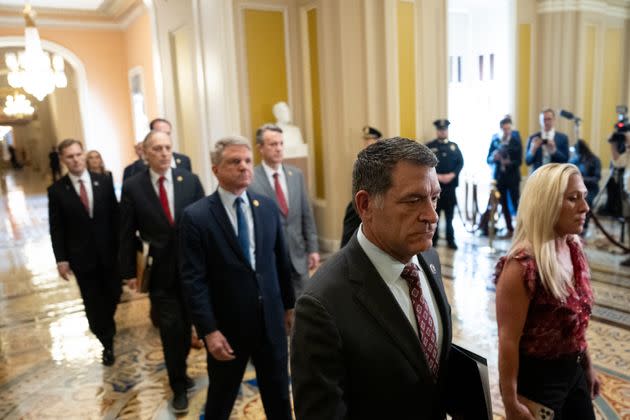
<box><xmin>525</xmin><ymin>108</ymin><xmax>569</xmax><ymax>171</ymax></box>
<box><xmin>481</xmin><ymin>116</ymin><xmax>522</xmax><ymax>236</ymax></box>
<box><xmin>609</xmin><ymin>129</ymin><xmax>630</xmax><ymax>266</ymax></box>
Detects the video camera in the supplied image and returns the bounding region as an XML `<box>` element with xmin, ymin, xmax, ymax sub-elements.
<box><xmin>608</xmin><ymin>105</ymin><xmax>629</xmax><ymax>154</ymax></box>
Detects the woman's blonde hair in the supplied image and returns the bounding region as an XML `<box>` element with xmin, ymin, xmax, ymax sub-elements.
<box><xmin>509</xmin><ymin>163</ymin><xmax>582</xmax><ymax>299</ymax></box>
<box><xmin>86</xmin><ymin>150</ymin><xmax>106</xmax><ymax>174</ymax></box>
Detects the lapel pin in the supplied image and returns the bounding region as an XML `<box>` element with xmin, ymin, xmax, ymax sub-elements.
<box><xmin>429</xmin><ymin>264</ymin><xmax>437</xmax><ymax>274</ymax></box>
<box><xmin>93</xmin><ymin>181</ymin><xmax>99</xmax><ymax>187</ymax></box>
<box><xmin>176</xmin><ymin>158</ymin><xmax>181</xmax><ymax>164</ymax></box>
<box><xmin>177</xmin><ymin>176</ymin><xmax>183</xmax><ymax>182</ymax></box>
<box><xmin>288</xmin><ymin>170</ymin><xmax>293</xmax><ymax>176</ymax></box>
<box><xmin>252</xmin><ymin>199</ymin><xmax>260</xmax><ymax>207</ymax></box>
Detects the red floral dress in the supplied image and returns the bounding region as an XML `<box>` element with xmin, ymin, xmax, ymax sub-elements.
<box><xmin>495</xmin><ymin>238</ymin><xmax>594</xmax><ymax>358</ymax></box>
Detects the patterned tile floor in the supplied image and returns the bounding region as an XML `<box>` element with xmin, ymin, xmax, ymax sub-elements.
<box><xmin>1</xmin><ymin>167</ymin><xmax>629</xmax><ymax>419</ymax></box>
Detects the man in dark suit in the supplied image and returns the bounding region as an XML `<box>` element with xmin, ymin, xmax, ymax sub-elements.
<box><xmin>340</xmin><ymin>125</ymin><xmax>382</xmax><ymax>248</ymax></box>
<box><xmin>249</xmin><ymin>123</ymin><xmax>319</xmax><ymax>295</ymax></box>
<box><xmin>119</xmin><ymin>130</ymin><xmax>204</xmax><ymax>414</ymax></box>
<box><xmin>48</xmin><ymin>139</ymin><xmax>120</xmax><ymax>366</ymax></box>
<box><xmin>122</xmin><ymin>118</ymin><xmax>192</xmax><ymax>181</ymax></box>
<box><xmin>427</xmin><ymin>119</ymin><xmax>464</xmax><ymax>250</ymax></box>
<box><xmin>291</xmin><ymin>138</ymin><xmax>453</xmax><ymax>419</ymax></box>
<box><xmin>180</xmin><ymin>136</ymin><xmax>295</xmax><ymax>420</ymax></box>
<box><xmin>525</xmin><ymin>108</ymin><xmax>569</xmax><ymax>170</ymax></box>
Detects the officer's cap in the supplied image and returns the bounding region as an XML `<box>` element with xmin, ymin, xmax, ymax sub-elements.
<box><xmin>362</xmin><ymin>126</ymin><xmax>382</xmax><ymax>140</ymax></box>
<box><xmin>433</xmin><ymin>119</ymin><xmax>450</xmax><ymax>130</ymax></box>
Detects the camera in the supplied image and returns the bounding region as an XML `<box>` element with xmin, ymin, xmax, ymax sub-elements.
<box><xmin>608</xmin><ymin>105</ymin><xmax>629</xmax><ymax>154</ymax></box>
<box><xmin>542</xmin><ymin>139</ymin><xmax>548</xmax><ymax>145</ymax></box>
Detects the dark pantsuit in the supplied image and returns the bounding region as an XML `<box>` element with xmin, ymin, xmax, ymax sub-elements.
<box><xmin>204</xmin><ymin>309</ymin><xmax>291</xmax><ymax>420</ymax></box>
<box><xmin>152</xmin><ymin>286</ymin><xmax>191</xmax><ymax>393</ymax></box>
<box><xmin>75</xmin><ymin>266</ymin><xmax>121</xmax><ymax>348</ymax></box>
<box><xmin>518</xmin><ymin>355</ymin><xmax>595</xmax><ymax>420</ymax></box>
<box><xmin>435</xmin><ymin>188</ymin><xmax>456</xmax><ymax>245</ymax></box>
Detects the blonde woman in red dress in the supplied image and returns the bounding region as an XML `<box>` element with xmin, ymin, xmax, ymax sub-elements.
<box><xmin>495</xmin><ymin>163</ymin><xmax>600</xmax><ymax>420</ymax></box>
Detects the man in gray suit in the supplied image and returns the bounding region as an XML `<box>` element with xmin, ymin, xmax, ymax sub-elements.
<box><xmin>249</xmin><ymin>123</ymin><xmax>319</xmax><ymax>296</ymax></box>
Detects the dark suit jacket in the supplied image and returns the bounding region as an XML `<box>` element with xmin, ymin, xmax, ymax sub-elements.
<box><xmin>525</xmin><ymin>131</ymin><xmax>569</xmax><ymax>170</ymax></box>
<box><xmin>340</xmin><ymin>201</ymin><xmax>360</xmax><ymax>248</ymax></box>
<box><xmin>48</xmin><ymin>172</ymin><xmax>119</xmax><ymax>273</ymax></box>
<box><xmin>122</xmin><ymin>152</ymin><xmax>193</xmax><ymax>181</ymax></box>
<box><xmin>291</xmin><ymin>236</ymin><xmax>452</xmax><ymax>420</ymax></box>
<box><xmin>179</xmin><ymin>190</ymin><xmax>295</xmax><ymax>351</ymax></box>
<box><xmin>249</xmin><ymin>164</ymin><xmax>318</xmax><ymax>275</ymax></box>
<box><xmin>119</xmin><ymin>168</ymin><xmax>204</xmax><ymax>291</ymax></box>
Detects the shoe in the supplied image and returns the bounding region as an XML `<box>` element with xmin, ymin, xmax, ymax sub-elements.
<box><xmin>172</xmin><ymin>391</ymin><xmax>189</xmax><ymax>414</ymax></box>
<box><xmin>102</xmin><ymin>348</ymin><xmax>115</xmax><ymax>366</ymax></box>
<box><xmin>185</xmin><ymin>376</ymin><xmax>195</xmax><ymax>390</ymax></box>
<box><xmin>447</xmin><ymin>242</ymin><xmax>458</xmax><ymax>250</ymax></box>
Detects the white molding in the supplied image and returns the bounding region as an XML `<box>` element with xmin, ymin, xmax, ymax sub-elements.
<box><xmin>0</xmin><ymin>36</ymin><xmax>92</xmax><ymax>149</ymax></box>
<box><xmin>384</xmin><ymin>0</ymin><xmax>400</xmax><ymax>137</ymax></box>
<box><xmin>0</xmin><ymin>2</ymin><xmax>146</xmax><ymax>30</ymax></box>
<box><xmin>238</xmin><ymin>3</ymin><xmax>294</xmax><ymax>137</ymax></box>
<box><xmin>299</xmin><ymin>3</ymin><xmax>317</xmax><ymax>196</ymax></box>
<box><xmin>145</xmin><ymin>0</ymin><xmax>164</xmax><ymax>117</ymax></box>
<box><xmin>537</xmin><ymin>0</ymin><xmax>630</xmax><ymax>18</ymax></box>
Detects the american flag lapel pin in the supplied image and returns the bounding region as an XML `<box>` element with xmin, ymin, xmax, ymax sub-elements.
<box><xmin>252</xmin><ymin>199</ymin><xmax>260</xmax><ymax>207</ymax></box>
<box><xmin>429</xmin><ymin>264</ymin><xmax>437</xmax><ymax>274</ymax></box>
<box><xmin>177</xmin><ymin>176</ymin><xmax>183</xmax><ymax>182</ymax></box>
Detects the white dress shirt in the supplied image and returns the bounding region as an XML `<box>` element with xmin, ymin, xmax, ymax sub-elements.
<box><xmin>541</xmin><ymin>128</ymin><xmax>556</xmax><ymax>165</ymax></box>
<box><xmin>68</xmin><ymin>170</ymin><xmax>94</xmax><ymax>218</ymax></box>
<box><xmin>217</xmin><ymin>186</ymin><xmax>256</xmax><ymax>269</ymax></box>
<box><xmin>357</xmin><ymin>225</ymin><xmax>442</xmax><ymax>355</ymax></box>
<box><xmin>150</xmin><ymin>168</ymin><xmax>175</xmax><ymax>220</ymax></box>
<box><xmin>262</xmin><ymin>161</ymin><xmax>289</xmax><ymax>205</ymax></box>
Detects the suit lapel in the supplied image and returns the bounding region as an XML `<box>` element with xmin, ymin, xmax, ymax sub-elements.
<box><xmin>208</xmin><ymin>192</ymin><xmax>250</xmax><ymax>266</ymax></box>
<box><xmin>417</xmin><ymin>251</ymin><xmax>452</xmax><ymax>372</ymax></box>
<box><xmin>255</xmin><ymin>165</ymin><xmax>277</xmax><ymax>201</ymax></box>
<box><xmin>172</xmin><ymin>169</ymin><xmax>185</xmax><ymax>222</ymax></box>
<box><xmin>248</xmin><ymin>192</ymin><xmax>264</xmax><ymax>268</ymax></box>
<box><xmin>284</xmin><ymin>166</ymin><xmax>299</xmax><ymax>212</ymax></box>
<box><xmin>346</xmin><ymin>239</ymin><xmax>427</xmax><ymax>378</ymax></box>
<box><xmin>89</xmin><ymin>172</ymin><xmax>100</xmax><ymax>219</ymax></box>
<box><xmin>62</xmin><ymin>175</ymin><xmax>90</xmax><ymax>218</ymax></box>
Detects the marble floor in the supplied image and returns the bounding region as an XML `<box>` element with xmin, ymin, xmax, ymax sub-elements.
<box><xmin>1</xmin><ymin>167</ymin><xmax>629</xmax><ymax>420</ymax></box>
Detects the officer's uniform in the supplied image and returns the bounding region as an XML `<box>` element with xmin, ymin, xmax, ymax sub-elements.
<box><xmin>426</xmin><ymin>119</ymin><xmax>464</xmax><ymax>249</ymax></box>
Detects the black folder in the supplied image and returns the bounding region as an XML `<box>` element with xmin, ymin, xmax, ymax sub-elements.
<box><xmin>445</xmin><ymin>344</ymin><xmax>492</xmax><ymax>420</ymax></box>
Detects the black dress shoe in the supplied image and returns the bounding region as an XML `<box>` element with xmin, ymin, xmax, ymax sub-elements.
<box><xmin>102</xmin><ymin>348</ymin><xmax>115</xmax><ymax>366</ymax></box>
<box><xmin>172</xmin><ymin>391</ymin><xmax>189</xmax><ymax>414</ymax></box>
<box><xmin>185</xmin><ymin>376</ymin><xmax>195</xmax><ymax>390</ymax></box>
<box><xmin>447</xmin><ymin>242</ymin><xmax>458</xmax><ymax>250</ymax></box>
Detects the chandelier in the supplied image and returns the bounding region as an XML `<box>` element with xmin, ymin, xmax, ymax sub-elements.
<box><xmin>3</xmin><ymin>93</ymin><xmax>35</xmax><ymax>117</ymax></box>
<box><xmin>4</xmin><ymin>4</ymin><xmax>67</xmax><ymax>101</ymax></box>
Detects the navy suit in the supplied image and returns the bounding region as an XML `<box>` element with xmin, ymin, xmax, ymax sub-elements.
<box><xmin>119</xmin><ymin>167</ymin><xmax>204</xmax><ymax>394</ymax></box>
<box><xmin>48</xmin><ymin>172</ymin><xmax>121</xmax><ymax>349</ymax></box>
<box><xmin>525</xmin><ymin>131</ymin><xmax>569</xmax><ymax>170</ymax></box>
<box><xmin>180</xmin><ymin>190</ymin><xmax>295</xmax><ymax>420</ymax></box>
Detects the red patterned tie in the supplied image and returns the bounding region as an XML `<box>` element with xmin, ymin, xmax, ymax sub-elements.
<box><xmin>78</xmin><ymin>179</ymin><xmax>89</xmax><ymax>214</ymax></box>
<box><xmin>158</xmin><ymin>176</ymin><xmax>174</xmax><ymax>225</ymax></box>
<box><xmin>273</xmin><ymin>172</ymin><xmax>289</xmax><ymax>217</ymax></box>
<box><xmin>401</xmin><ymin>263</ymin><xmax>439</xmax><ymax>377</ymax></box>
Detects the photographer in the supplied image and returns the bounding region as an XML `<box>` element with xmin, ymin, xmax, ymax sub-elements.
<box><xmin>570</xmin><ymin>140</ymin><xmax>601</xmax><ymax>232</ymax></box>
<box><xmin>526</xmin><ymin>109</ymin><xmax>569</xmax><ymax>171</ymax></box>
<box><xmin>609</xmin><ymin>129</ymin><xmax>630</xmax><ymax>266</ymax></box>
<box><xmin>482</xmin><ymin>116</ymin><xmax>523</xmax><ymax>236</ymax></box>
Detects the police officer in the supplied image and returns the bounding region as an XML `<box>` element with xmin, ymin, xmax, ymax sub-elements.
<box><xmin>427</xmin><ymin>119</ymin><xmax>464</xmax><ymax>250</ymax></box>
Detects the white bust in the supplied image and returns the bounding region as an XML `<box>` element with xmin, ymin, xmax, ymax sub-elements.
<box><xmin>272</xmin><ymin>101</ymin><xmax>307</xmax><ymax>158</ymax></box>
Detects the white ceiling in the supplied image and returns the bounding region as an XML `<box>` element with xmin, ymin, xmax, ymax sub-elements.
<box><xmin>0</xmin><ymin>1</ymin><xmax>106</xmax><ymax>11</ymax></box>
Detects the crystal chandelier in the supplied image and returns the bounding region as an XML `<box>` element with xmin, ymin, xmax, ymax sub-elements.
<box><xmin>3</xmin><ymin>93</ymin><xmax>35</xmax><ymax>117</ymax></box>
<box><xmin>4</xmin><ymin>3</ymin><xmax>67</xmax><ymax>101</ymax></box>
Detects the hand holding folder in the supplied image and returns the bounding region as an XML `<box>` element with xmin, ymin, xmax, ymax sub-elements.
<box><xmin>135</xmin><ymin>240</ymin><xmax>152</xmax><ymax>293</ymax></box>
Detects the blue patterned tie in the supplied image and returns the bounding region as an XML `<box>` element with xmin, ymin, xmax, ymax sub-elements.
<box><xmin>235</xmin><ymin>197</ymin><xmax>250</xmax><ymax>266</ymax></box>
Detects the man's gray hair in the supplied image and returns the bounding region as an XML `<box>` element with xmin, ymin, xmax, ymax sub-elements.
<box><xmin>352</xmin><ymin>137</ymin><xmax>438</xmax><ymax>199</ymax></box>
<box><xmin>255</xmin><ymin>123</ymin><xmax>283</xmax><ymax>145</ymax></box>
<box><xmin>211</xmin><ymin>135</ymin><xmax>252</xmax><ymax>165</ymax></box>
<box><xmin>142</xmin><ymin>130</ymin><xmax>170</xmax><ymax>149</ymax></box>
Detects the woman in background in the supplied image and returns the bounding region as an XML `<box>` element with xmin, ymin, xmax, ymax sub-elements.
<box><xmin>86</xmin><ymin>150</ymin><xmax>113</xmax><ymax>180</ymax></box>
<box><xmin>495</xmin><ymin>163</ymin><xmax>599</xmax><ymax>419</ymax></box>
